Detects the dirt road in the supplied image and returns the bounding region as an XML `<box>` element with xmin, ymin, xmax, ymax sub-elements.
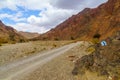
<box><xmin>0</xmin><ymin>42</ymin><xmax>81</xmax><ymax>80</ymax></box>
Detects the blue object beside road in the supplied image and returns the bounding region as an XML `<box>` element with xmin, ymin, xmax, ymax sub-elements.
<box><xmin>101</xmin><ymin>41</ymin><xmax>107</xmax><ymax>46</ymax></box>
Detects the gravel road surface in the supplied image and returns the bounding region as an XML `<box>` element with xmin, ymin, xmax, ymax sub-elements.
<box><xmin>0</xmin><ymin>42</ymin><xmax>81</xmax><ymax>80</ymax></box>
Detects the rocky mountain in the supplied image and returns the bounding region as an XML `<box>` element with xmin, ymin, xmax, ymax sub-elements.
<box><xmin>0</xmin><ymin>20</ymin><xmax>26</xmax><ymax>43</ymax></box>
<box><xmin>19</xmin><ymin>31</ymin><xmax>40</xmax><ymax>39</ymax></box>
<box><xmin>36</xmin><ymin>0</ymin><xmax>120</xmax><ymax>40</ymax></box>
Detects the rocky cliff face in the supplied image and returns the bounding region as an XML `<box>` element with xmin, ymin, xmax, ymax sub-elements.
<box><xmin>0</xmin><ymin>20</ymin><xmax>26</xmax><ymax>43</ymax></box>
<box><xmin>36</xmin><ymin>0</ymin><xmax>120</xmax><ymax>40</ymax></box>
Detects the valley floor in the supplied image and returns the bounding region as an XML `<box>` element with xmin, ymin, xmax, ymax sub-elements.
<box><xmin>0</xmin><ymin>41</ymin><xmax>73</xmax><ymax>66</ymax></box>
<box><xmin>20</xmin><ymin>41</ymin><xmax>89</xmax><ymax>80</ymax></box>
<box><xmin>0</xmin><ymin>41</ymin><xmax>90</xmax><ymax>80</ymax></box>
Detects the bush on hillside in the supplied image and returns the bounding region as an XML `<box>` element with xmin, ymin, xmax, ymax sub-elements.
<box><xmin>71</xmin><ymin>36</ymin><xmax>75</xmax><ymax>40</ymax></box>
<box><xmin>54</xmin><ymin>38</ymin><xmax>59</xmax><ymax>41</ymax></box>
<box><xmin>0</xmin><ymin>43</ymin><xmax>2</xmax><ymax>46</ymax></box>
<box><xmin>93</xmin><ymin>33</ymin><xmax>101</xmax><ymax>39</ymax></box>
<box><xmin>19</xmin><ymin>39</ymin><xmax>25</xmax><ymax>43</ymax></box>
<box><xmin>92</xmin><ymin>38</ymin><xmax>99</xmax><ymax>44</ymax></box>
<box><xmin>0</xmin><ymin>38</ymin><xmax>8</xmax><ymax>44</ymax></box>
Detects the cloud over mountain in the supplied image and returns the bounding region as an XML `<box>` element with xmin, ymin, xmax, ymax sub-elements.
<box><xmin>0</xmin><ymin>0</ymin><xmax>108</xmax><ymax>33</ymax></box>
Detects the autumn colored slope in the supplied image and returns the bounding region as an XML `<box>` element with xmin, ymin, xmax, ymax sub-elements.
<box><xmin>0</xmin><ymin>20</ymin><xmax>26</xmax><ymax>43</ymax></box>
<box><xmin>19</xmin><ymin>31</ymin><xmax>40</xmax><ymax>39</ymax></box>
<box><xmin>35</xmin><ymin>0</ymin><xmax>120</xmax><ymax>40</ymax></box>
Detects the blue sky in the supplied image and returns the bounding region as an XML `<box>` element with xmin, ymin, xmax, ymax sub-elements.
<box><xmin>0</xmin><ymin>7</ymin><xmax>40</xmax><ymax>24</ymax></box>
<box><xmin>0</xmin><ymin>0</ymin><xmax>108</xmax><ymax>33</ymax></box>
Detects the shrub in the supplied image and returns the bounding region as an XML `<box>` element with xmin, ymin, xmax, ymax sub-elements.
<box><xmin>53</xmin><ymin>44</ymin><xmax>57</xmax><ymax>47</ymax></box>
<box><xmin>71</xmin><ymin>36</ymin><xmax>75</xmax><ymax>40</ymax></box>
<box><xmin>0</xmin><ymin>38</ymin><xmax>8</xmax><ymax>44</ymax></box>
<box><xmin>0</xmin><ymin>43</ymin><xmax>2</xmax><ymax>46</ymax></box>
<box><xmin>43</xmin><ymin>37</ymin><xmax>47</xmax><ymax>40</ymax></box>
<box><xmin>92</xmin><ymin>33</ymin><xmax>101</xmax><ymax>44</ymax></box>
<box><xmin>11</xmin><ymin>41</ymin><xmax>16</xmax><ymax>44</ymax></box>
<box><xmin>86</xmin><ymin>47</ymin><xmax>95</xmax><ymax>53</ymax></box>
<box><xmin>54</xmin><ymin>38</ymin><xmax>59</xmax><ymax>41</ymax></box>
<box><xmin>93</xmin><ymin>33</ymin><xmax>101</xmax><ymax>39</ymax></box>
<box><xmin>92</xmin><ymin>38</ymin><xmax>99</xmax><ymax>44</ymax></box>
<box><xmin>19</xmin><ymin>39</ymin><xmax>25</xmax><ymax>43</ymax></box>
<box><xmin>9</xmin><ymin>34</ymin><xmax>15</xmax><ymax>41</ymax></box>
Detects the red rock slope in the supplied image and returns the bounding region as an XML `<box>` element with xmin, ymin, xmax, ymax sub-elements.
<box><xmin>36</xmin><ymin>0</ymin><xmax>120</xmax><ymax>40</ymax></box>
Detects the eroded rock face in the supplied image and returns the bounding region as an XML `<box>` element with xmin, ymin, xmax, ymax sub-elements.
<box><xmin>72</xmin><ymin>35</ymin><xmax>120</xmax><ymax>80</ymax></box>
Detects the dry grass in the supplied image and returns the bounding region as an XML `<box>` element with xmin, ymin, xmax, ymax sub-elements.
<box><xmin>20</xmin><ymin>41</ymin><xmax>90</xmax><ymax>80</ymax></box>
<box><xmin>86</xmin><ymin>47</ymin><xmax>95</xmax><ymax>53</ymax></box>
<box><xmin>0</xmin><ymin>41</ymin><xmax>73</xmax><ymax>66</ymax></box>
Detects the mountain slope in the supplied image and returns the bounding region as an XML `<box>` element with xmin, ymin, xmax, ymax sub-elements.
<box><xmin>0</xmin><ymin>20</ymin><xmax>26</xmax><ymax>43</ymax></box>
<box><xmin>36</xmin><ymin>0</ymin><xmax>120</xmax><ymax>40</ymax></box>
<box><xmin>19</xmin><ymin>31</ymin><xmax>40</xmax><ymax>39</ymax></box>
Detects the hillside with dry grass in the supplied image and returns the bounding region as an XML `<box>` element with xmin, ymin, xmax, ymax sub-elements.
<box><xmin>0</xmin><ymin>20</ymin><xmax>26</xmax><ymax>44</ymax></box>
<box><xmin>19</xmin><ymin>31</ymin><xmax>40</xmax><ymax>39</ymax></box>
<box><xmin>0</xmin><ymin>41</ymin><xmax>73</xmax><ymax>66</ymax></box>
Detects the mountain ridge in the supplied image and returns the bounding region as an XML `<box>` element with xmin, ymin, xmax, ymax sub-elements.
<box><xmin>19</xmin><ymin>31</ymin><xmax>40</xmax><ymax>39</ymax></box>
<box><xmin>0</xmin><ymin>20</ymin><xmax>26</xmax><ymax>43</ymax></box>
<box><xmin>35</xmin><ymin>0</ymin><xmax>120</xmax><ymax>41</ymax></box>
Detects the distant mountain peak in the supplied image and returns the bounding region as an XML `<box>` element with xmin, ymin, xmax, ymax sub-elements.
<box><xmin>19</xmin><ymin>31</ymin><xmax>40</xmax><ymax>39</ymax></box>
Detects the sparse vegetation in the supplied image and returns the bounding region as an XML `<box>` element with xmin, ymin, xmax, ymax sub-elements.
<box><xmin>53</xmin><ymin>44</ymin><xmax>57</xmax><ymax>47</ymax></box>
<box><xmin>93</xmin><ymin>33</ymin><xmax>101</xmax><ymax>39</ymax></box>
<box><xmin>9</xmin><ymin>33</ymin><xmax>15</xmax><ymax>41</ymax></box>
<box><xmin>72</xmin><ymin>33</ymin><xmax>120</xmax><ymax>80</ymax></box>
<box><xmin>0</xmin><ymin>38</ymin><xmax>8</xmax><ymax>43</ymax></box>
<box><xmin>91</xmin><ymin>38</ymin><xmax>99</xmax><ymax>44</ymax></box>
<box><xmin>19</xmin><ymin>38</ymin><xmax>26</xmax><ymax>43</ymax></box>
<box><xmin>54</xmin><ymin>38</ymin><xmax>59</xmax><ymax>41</ymax></box>
<box><xmin>86</xmin><ymin>46</ymin><xmax>95</xmax><ymax>53</ymax></box>
<box><xmin>91</xmin><ymin>33</ymin><xmax>101</xmax><ymax>44</ymax></box>
<box><xmin>71</xmin><ymin>36</ymin><xmax>75</xmax><ymax>40</ymax></box>
<box><xmin>10</xmin><ymin>41</ymin><xmax>16</xmax><ymax>44</ymax></box>
<box><xmin>0</xmin><ymin>43</ymin><xmax>2</xmax><ymax>46</ymax></box>
<box><xmin>20</xmin><ymin>41</ymin><xmax>90</xmax><ymax>80</ymax></box>
<box><xmin>0</xmin><ymin>41</ymin><xmax>73</xmax><ymax>65</ymax></box>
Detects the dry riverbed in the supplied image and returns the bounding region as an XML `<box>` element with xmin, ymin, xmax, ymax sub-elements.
<box><xmin>0</xmin><ymin>41</ymin><xmax>73</xmax><ymax>66</ymax></box>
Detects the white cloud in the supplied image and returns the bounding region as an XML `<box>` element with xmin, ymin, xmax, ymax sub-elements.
<box><xmin>0</xmin><ymin>12</ymin><xmax>26</xmax><ymax>22</ymax></box>
<box><xmin>18</xmin><ymin>0</ymin><xmax>50</xmax><ymax>10</ymax></box>
<box><xmin>50</xmin><ymin>0</ymin><xmax>83</xmax><ymax>9</ymax></box>
<box><xmin>9</xmin><ymin>23</ymin><xmax>49</xmax><ymax>33</ymax></box>
<box><xmin>0</xmin><ymin>13</ymin><xmax>12</xmax><ymax>19</ymax></box>
<box><xmin>50</xmin><ymin>0</ymin><xmax>108</xmax><ymax>9</ymax></box>
<box><xmin>0</xmin><ymin>0</ymin><xmax>18</xmax><ymax>10</ymax></box>
<box><xmin>11</xmin><ymin>12</ymin><xmax>27</xmax><ymax>22</ymax></box>
<box><xmin>0</xmin><ymin>0</ymin><xmax>108</xmax><ymax>33</ymax></box>
<box><xmin>82</xmin><ymin>0</ymin><xmax>108</xmax><ymax>8</ymax></box>
<box><xmin>27</xmin><ymin>5</ymin><xmax>77</xmax><ymax>29</ymax></box>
